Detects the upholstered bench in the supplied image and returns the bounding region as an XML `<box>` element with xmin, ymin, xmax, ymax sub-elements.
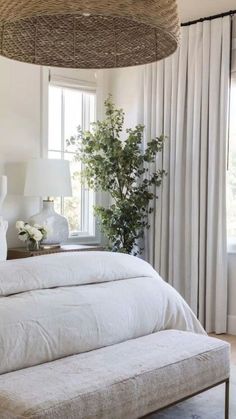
<box><xmin>0</xmin><ymin>330</ymin><xmax>230</xmax><ymax>419</ymax></box>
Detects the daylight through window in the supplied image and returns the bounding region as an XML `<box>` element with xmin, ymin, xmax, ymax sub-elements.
<box><xmin>48</xmin><ymin>84</ymin><xmax>96</xmax><ymax>237</ymax></box>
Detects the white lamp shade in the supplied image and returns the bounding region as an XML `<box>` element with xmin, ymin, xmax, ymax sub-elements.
<box><xmin>24</xmin><ymin>159</ymin><xmax>72</xmax><ymax>198</ymax></box>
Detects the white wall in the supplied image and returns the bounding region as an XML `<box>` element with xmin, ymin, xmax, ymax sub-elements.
<box><xmin>0</xmin><ymin>57</ymin><xmax>42</xmax><ymax>247</ymax></box>
<box><xmin>106</xmin><ymin>67</ymin><xmax>144</xmax><ymax>129</ymax></box>
<box><xmin>0</xmin><ymin>56</ymin><xmax>105</xmax><ymax>247</ymax></box>
<box><xmin>178</xmin><ymin>0</ymin><xmax>236</xmax><ymax>22</ymax></box>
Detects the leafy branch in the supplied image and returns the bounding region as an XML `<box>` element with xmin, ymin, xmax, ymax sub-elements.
<box><xmin>67</xmin><ymin>96</ymin><xmax>166</xmax><ymax>254</ymax></box>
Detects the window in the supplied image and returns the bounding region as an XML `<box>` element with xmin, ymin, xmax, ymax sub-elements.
<box><xmin>227</xmin><ymin>79</ymin><xmax>236</xmax><ymax>240</ymax></box>
<box><xmin>48</xmin><ymin>83</ymin><xmax>96</xmax><ymax>238</ymax></box>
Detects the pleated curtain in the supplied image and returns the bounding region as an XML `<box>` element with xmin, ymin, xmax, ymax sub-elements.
<box><xmin>232</xmin><ymin>17</ymin><xmax>236</xmax><ymax>85</ymax></box>
<box><xmin>143</xmin><ymin>16</ymin><xmax>231</xmax><ymax>333</ymax></box>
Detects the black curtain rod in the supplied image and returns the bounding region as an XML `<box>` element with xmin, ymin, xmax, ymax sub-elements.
<box><xmin>181</xmin><ymin>9</ymin><xmax>236</xmax><ymax>27</ymax></box>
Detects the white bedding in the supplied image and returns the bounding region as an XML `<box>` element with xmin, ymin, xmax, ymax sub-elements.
<box><xmin>0</xmin><ymin>252</ymin><xmax>205</xmax><ymax>375</ymax></box>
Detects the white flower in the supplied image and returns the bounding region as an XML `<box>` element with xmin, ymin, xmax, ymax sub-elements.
<box><xmin>16</xmin><ymin>221</ymin><xmax>25</xmax><ymax>230</ymax></box>
<box><xmin>16</xmin><ymin>221</ymin><xmax>44</xmax><ymax>243</ymax></box>
<box><xmin>25</xmin><ymin>224</ymin><xmax>34</xmax><ymax>235</ymax></box>
<box><xmin>32</xmin><ymin>229</ymin><xmax>43</xmax><ymax>242</ymax></box>
<box><xmin>33</xmin><ymin>224</ymin><xmax>42</xmax><ymax>229</ymax></box>
<box><xmin>34</xmin><ymin>224</ymin><xmax>47</xmax><ymax>238</ymax></box>
<box><xmin>18</xmin><ymin>233</ymin><xmax>27</xmax><ymax>242</ymax></box>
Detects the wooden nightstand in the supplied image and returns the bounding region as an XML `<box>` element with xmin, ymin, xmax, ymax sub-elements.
<box><xmin>7</xmin><ymin>244</ymin><xmax>104</xmax><ymax>260</ymax></box>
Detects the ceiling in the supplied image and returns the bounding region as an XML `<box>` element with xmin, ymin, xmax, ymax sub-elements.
<box><xmin>177</xmin><ymin>0</ymin><xmax>236</xmax><ymax>23</ymax></box>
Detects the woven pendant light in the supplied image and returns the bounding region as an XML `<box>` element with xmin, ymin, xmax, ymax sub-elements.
<box><xmin>0</xmin><ymin>1</ymin><xmax>180</xmax><ymax>69</ymax></box>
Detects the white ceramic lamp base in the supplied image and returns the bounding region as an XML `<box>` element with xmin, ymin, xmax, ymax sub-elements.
<box><xmin>0</xmin><ymin>216</ymin><xmax>8</xmax><ymax>261</ymax></box>
<box><xmin>29</xmin><ymin>201</ymin><xmax>69</xmax><ymax>245</ymax></box>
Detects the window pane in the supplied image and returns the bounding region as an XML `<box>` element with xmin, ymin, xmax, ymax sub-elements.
<box><xmin>88</xmin><ymin>93</ymin><xmax>96</xmax><ymax>126</ymax></box>
<box><xmin>227</xmin><ymin>82</ymin><xmax>236</xmax><ymax>237</ymax></box>
<box><xmin>48</xmin><ymin>86</ymin><xmax>62</xmax><ymax>151</ymax></box>
<box><xmin>64</xmin><ymin>153</ymin><xmax>82</xmax><ymax>233</ymax></box>
<box><xmin>47</xmin><ymin>151</ymin><xmax>62</xmax><ymax>214</ymax></box>
<box><xmin>53</xmin><ymin>197</ymin><xmax>62</xmax><ymax>215</ymax></box>
<box><xmin>64</xmin><ymin>88</ymin><xmax>82</xmax><ymax>149</ymax></box>
<box><xmin>64</xmin><ymin>197</ymin><xmax>81</xmax><ymax>232</ymax></box>
<box><xmin>83</xmin><ymin>92</ymin><xmax>96</xmax><ymax>131</ymax></box>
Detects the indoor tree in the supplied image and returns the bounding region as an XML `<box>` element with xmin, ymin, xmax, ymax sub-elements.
<box><xmin>67</xmin><ymin>96</ymin><xmax>166</xmax><ymax>254</ymax></box>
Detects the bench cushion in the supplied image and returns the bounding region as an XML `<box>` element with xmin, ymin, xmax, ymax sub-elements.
<box><xmin>0</xmin><ymin>330</ymin><xmax>230</xmax><ymax>419</ymax></box>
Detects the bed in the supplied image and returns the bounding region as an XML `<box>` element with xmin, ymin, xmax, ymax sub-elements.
<box><xmin>0</xmin><ymin>251</ymin><xmax>230</xmax><ymax>418</ymax></box>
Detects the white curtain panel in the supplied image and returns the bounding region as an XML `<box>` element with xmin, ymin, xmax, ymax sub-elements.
<box><xmin>232</xmin><ymin>16</ymin><xmax>236</xmax><ymax>77</ymax></box>
<box><xmin>143</xmin><ymin>16</ymin><xmax>231</xmax><ymax>333</ymax></box>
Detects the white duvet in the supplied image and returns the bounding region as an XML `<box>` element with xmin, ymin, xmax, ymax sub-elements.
<box><xmin>0</xmin><ymin>252</ymin><xmax>205</xmax><ymax>375</ymax></box>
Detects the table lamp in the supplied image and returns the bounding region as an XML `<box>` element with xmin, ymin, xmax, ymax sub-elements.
<box><xmin>24</xmin><ymin>159</ymin><xmax>72</xmax><ymax>246</ymax></box>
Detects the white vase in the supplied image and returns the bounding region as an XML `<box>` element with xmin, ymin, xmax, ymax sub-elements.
<box><xmin>29</xmin><ymin>200</ymin><xmax>69</xmax><ymax>245</ymax></box>
<box><xmin>0</xmin><ymin>216</ymin><xmax>8</xmax><ymax>261</ymax></box>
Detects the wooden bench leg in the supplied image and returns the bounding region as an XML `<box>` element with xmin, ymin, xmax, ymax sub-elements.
<box><xmin>225</xmin><ymin>379</ymin><xmax>229</xmax><ymax>419</ymax></box>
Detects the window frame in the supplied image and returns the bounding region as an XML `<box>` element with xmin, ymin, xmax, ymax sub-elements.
<box><xmin>41</xmin><ymin>68</ymin><xmax>101</xmax><ymax>245</ymax></box>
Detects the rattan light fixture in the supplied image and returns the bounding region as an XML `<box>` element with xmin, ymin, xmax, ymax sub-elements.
<box><xmin>0</xmin><ymin>0</ymin><xmax>180</xmax><ymax>69</ymax></box>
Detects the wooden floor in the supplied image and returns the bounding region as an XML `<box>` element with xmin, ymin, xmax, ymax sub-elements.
<box><xmin>210</xmin><ymin>334</ymin><xmax>236</xmax><ymax>365</ymax></box>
